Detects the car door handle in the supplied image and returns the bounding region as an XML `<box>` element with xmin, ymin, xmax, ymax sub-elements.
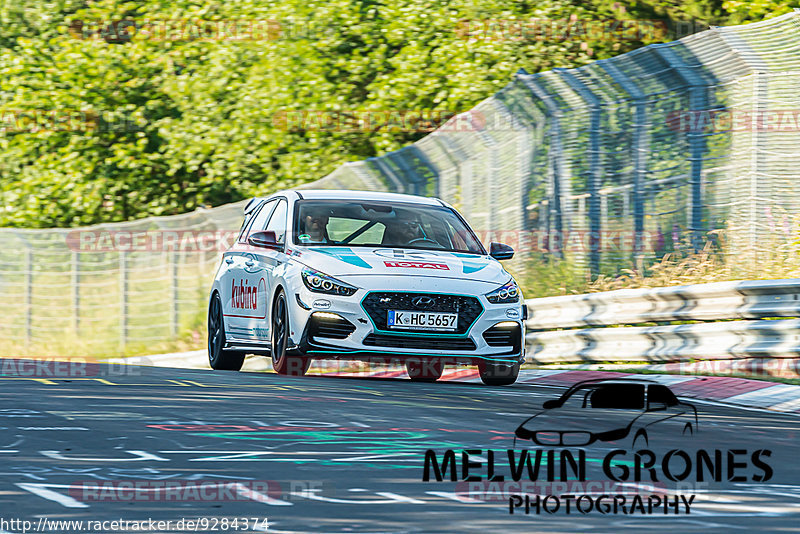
<box><xmin>245</xmin><ymin>260</ymin><xmax>255</xmax><ymax>267</ymax></box>
<box><xmin>225</xmin><ymin>258</ymin><xmax>234</xmax><ymax>265</ymax></box>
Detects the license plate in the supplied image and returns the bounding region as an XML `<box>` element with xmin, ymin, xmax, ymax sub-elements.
<box><xmin>386</xmin><ymin>310</ymin><xmax>458</xmax><ymax>331</ymax></box>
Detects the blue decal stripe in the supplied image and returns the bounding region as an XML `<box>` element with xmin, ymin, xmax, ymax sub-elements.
<box><xmin>313</xmin><ymin>247</ymin><xmax>372</xmax><ymax>269</ymax></box>
<box><xmin>452</xmin><ymin>252</ymin><xmax>488</xmax><ymax>275</ymax></box>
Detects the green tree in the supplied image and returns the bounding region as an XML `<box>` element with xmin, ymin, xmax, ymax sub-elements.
<box><xmin>0</xmin><ymin>0</ymin><xmax>729</xmax><ymax>227</ymax></box>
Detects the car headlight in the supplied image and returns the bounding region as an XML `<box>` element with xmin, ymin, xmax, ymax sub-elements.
<box><xmin>301</xmin><ymin>268</ymin><xmax>358</xmax><ymax>296</ymax></box>
<box><xmin>486</xmin><ymin>279</ymin><xmax>520</xmax><ymax>304</ymax></box>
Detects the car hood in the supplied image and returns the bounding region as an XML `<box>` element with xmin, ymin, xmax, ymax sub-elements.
<box><xmin>517</xmin><ymin>407</ymin><xmax>645</xmax><ymax>435</ymax></box>
<box><xmin>292</xmin><ymin>246</ymin><xmax>509</xmax><ymax>285</ymax></box>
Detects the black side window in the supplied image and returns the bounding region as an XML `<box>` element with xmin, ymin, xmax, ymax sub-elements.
<box><xmin>648</xmin><ymin>385</ymin><xmax>679</xmax><ymax>406</ymax></box>
<box><xmin>264</xmin><ymin>199</ymin><xmax>288</xmax><ymax>244</ymax></box>
<box><xmin>237</xmin><ymin>206</ymin><xmax>258</xmax><ymax>242</ymax></box>
<box><xmin>589</xmin><ymin>384</ymin><xmax>645</xmax><ymax>409</ymax></box>
<box><xmin>239</xmin><ymin>200</ymin><xmax>277</xmax><ymax>243</ymax></box>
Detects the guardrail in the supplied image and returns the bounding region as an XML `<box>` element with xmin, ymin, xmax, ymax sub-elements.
<box><xmin>524</xmin><ymin>279</ymin><xmax>800</xmax><ymax>363</ymax></box>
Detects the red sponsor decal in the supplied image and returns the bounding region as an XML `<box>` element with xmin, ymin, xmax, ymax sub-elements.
<box><xmin>231</xmin><ymin>278</ymin><xmax>259</xmax><ymax>310</ymax></box>
<box><xmin>226</xmin><ymin>277</ymin><xmax>267</xmax><ymax>318</ymax></box>
<box><xmin>383</xmin><ymin>261</ymin><xmax>450</xmax><ymax>270</ymax></box>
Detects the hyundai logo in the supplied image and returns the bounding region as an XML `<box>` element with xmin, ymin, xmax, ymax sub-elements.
<box><xmin>411</xmin><ymin>296</ymin><xmax>436</xmax><ymax>309</ymax></box>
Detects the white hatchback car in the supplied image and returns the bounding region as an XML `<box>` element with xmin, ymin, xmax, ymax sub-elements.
<box><xmin>208</xmin><ymin>189</ymin><xmax>526</xmax><ymax>385</ymax></box>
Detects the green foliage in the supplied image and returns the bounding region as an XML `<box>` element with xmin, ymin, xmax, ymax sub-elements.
<box><xmin>0</xmin><ymin>0</ymin><xmax>728</xmax><ymax>227</ymax></box>
<box><xmin>722</xmin><ymin>0</ymin><xmax>800</xmax><ymax>24</ymax></box>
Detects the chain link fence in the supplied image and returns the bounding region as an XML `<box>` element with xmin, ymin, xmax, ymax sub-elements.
<box><xmin>0</xmin><ymin>203</ymin><xmax>245</xmax><ymax>356</ymax></box>
<box><xmin>2</xmin><ymin>13</ymin><xmax>800</xmax><ymax>356</ymax></box>
<box><xmin>322</xmin><ymin>11</ymin><xmax>800</xmax><ymax>273</ymax></box>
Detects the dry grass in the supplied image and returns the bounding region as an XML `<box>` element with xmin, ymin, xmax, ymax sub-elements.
<box><xmin>513</xmin><ymin>229</ymin><xmax>800</xmax><ymax>298</ymax></box>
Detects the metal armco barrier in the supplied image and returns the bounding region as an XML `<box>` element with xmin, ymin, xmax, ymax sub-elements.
<box><xmin>524</xmin><ymin>279</ymin><xmax>800</xmax><ymax>363</ymax></box>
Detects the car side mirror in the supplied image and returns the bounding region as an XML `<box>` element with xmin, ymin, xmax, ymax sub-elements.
<box><xmin>490</xmin><ymin>242</ymin><xmax>514</xmax><ymax>260</ymax></box>
<box><xmin>648</xmin><ymin>401</ymin><xmax>667</xmax><ymax>411</ymax></box>
<box><xmin>543</xmin><ymin>399</ymin><xmax>560</xmax><ymax>409</ymax></box>
<box><xmin>248</xmin><ymin>230</ymin><xmax>281</xmax><ymax>250</ymax></box>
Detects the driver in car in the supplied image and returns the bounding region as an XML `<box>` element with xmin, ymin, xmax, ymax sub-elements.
<box><xmin>396</xmin><ymin>218</ymin><xmax>423</xmax><ymax>243</ymax></box>
<box><xmin>299</xmin><ymin>208</ymin><xmax>331</xmax><ymax>244</ymax></box>
<box><xmin>384</xmin><ymin>213</ymin><xmax>438</xmax><ymax>247</ymax></box>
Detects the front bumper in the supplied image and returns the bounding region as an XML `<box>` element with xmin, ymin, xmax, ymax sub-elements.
<box><xmin>289</xmin><ymin>285</ymin><xmax>525</xmax><ymax>365</ymax></box>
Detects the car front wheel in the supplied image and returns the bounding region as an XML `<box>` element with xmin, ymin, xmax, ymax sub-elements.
<box><xmin>271</xmin><ymin>289</ymin><xmax>310</xmax><ymax>376</ymax></box>
<box><xmin>478</xmin><ymin>360</ymin><xmax>520</xmax><ymax>386</ymax></box>
<box><xmin>208</xmin><ymin>292</ymin><xmax>246</xmax><ymax>371</ymax></box>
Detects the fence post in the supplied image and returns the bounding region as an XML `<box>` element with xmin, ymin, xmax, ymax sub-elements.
<box><xmin>598</xmin><ymin>60</ymin><xmax>649</xmax><ymax>271</ymax></box>
<box><xmin>469</xmin><ymin>110</ymin><xmax>500</xmax><ymax>240</ymax></box>
<box><xmin>119</xmin><ymin>252</ymin><xmax>127</xmax><ymax>352</ymax></box>
<box><xmin>170</xmin><ymin>249</ymin><xmax>179</xmax><ymax>338</ymax></box>
<box><xmin>654</xmin><ymin>46</ymin><xmax>708</xmax><ymax>252</ymax></box>
<box><xmin>520</xmin><ymin>76</ymin><xmax>567</xmax><ymax>258</ymax></box>
<box><xmin>556</xmin><ymin>69</ymin><xmax>603</xmax><ymax>275</ymax></box>
<box><xmin>71</xmin><ymin>251</ymin><xmax>80</xmax><ymax>335</ymax></box>
<box><xmin>25</xmin><ymin>248</ymin><xmax>32</xmax><ymax>348</ymax></box>
<box><xmin>430</xmin><ymin>134</ymin><xmax>463</xmax><ymax>207</ymax></box>
<box><xmin>389</xmin><ymin>149</ymin><xmax>417</xmax><ymax>195</ymax></box>
<box><xmin>750</xmin><ymin>72</ymin><xmax>768</xmax><ymax>268</ymax></box>
<box><xmin>370</xmin><ymin>157</ymin><xmax>406</xmax><ymax>194</ymax></box>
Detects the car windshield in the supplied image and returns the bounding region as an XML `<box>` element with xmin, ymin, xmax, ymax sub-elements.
<box><xmin>293</xmin><ymin>200</ymin><xmax>485</xmax><ymax>254</ymax></box>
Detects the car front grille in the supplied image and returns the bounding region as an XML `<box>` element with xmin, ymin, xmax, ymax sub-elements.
<box><xmin>362</xmin><ymin>333</ymin><xmax>476</xmax><ymax>351</ymax></box>
<box><xmin>534</xmin><ymin>431</ymin><xmax>593</xmax><ymax>446</ymax></box>
<box><xmin>361</xmin><ymin>292</ymin><xmax>482</xmax><ymax>335</ymax></box>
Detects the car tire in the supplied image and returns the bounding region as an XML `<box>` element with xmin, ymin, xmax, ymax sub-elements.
<box><xmin>478</xmin><ymin>360</ymin><xmax>520</xmax><ymax>386</ymax></box>
<box><xmin>208</xmin><ymin>292</ymin><xmax>246</xmax><ymax>371</ymax></box>
<box><xmin>406</xmin><ymin>359</ymin><xmax>444</xmax><ymax>382</ymax></box>
<box><xmin>271</xmin><ymin>289</ymin><xmax>310</xmax><ymax>376</ymax></box>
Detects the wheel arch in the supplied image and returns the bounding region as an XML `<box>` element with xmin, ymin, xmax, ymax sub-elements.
<box><xmin>632</xmin><ymin>427</ymin><xmax>649</xmax><ymax>447</ymax></box>
<box><xmin>208</xmin><ymin>284</ymin><xmax>222</xmax><ymax>306</ymax></box>
<box><xmin>271</xmin><ymin>282</ymin><xmax>287</xmax><ymax>312</ymax></box>
<box><xmin>208</xmin><ymin>289</ymin><xmax>225</xmax><ymax>331</ymax></box>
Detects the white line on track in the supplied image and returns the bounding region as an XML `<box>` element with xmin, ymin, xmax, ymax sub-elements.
<box><xmin>686</xmin><ymin>397</ymin><xmax>800</xmax><ymax>417</ymax></box>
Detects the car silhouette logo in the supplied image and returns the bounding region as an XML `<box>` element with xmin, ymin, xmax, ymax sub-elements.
<box><xmin>514</xmin><ymin>379</ymin><xmax>698</xmax><ymax>449</ymax></box>
<box><xmin>411</xmin><ymin>296</ymin><xmax>436</xmax><ymax>309</ymax></box>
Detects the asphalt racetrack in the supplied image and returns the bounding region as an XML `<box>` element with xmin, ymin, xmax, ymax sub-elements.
<box><xmin>1</xmin><ymin>363</ymin><xmax>799</xmax><ymax>533</ymax></box>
